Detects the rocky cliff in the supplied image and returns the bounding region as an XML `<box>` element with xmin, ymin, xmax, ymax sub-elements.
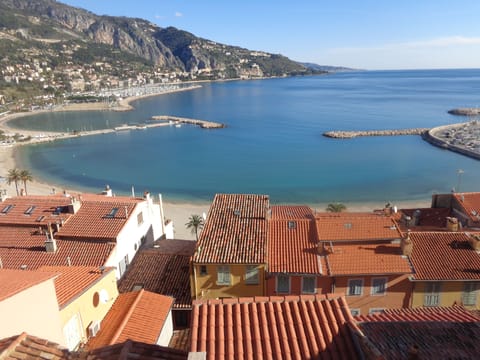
<box><xmin>0</xmin><ymin>0</ymin><xmax>311</xmax><ymax>76</ymax></box>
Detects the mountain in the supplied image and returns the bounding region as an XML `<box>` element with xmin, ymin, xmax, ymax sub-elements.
<box><xmin>301</xmin><ymin>63</ymin><xmax>357</xmax><ymax>72</ymax></box>
<box><xmin>0</xmin><ymin>0</ymin><xmax>323</xmax><ymax>102</ymax></box>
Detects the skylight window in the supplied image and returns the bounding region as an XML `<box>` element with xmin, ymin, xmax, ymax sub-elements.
<box><xmin>106</xmin><ymin>207</ymin><xmax>119</xmax><ymax>218</ymax></box>
<box><xmin>1</xmin><ymin>204</ymin><xmax>14</xmax><ymax>214</ymax></box>
<box><xmin>24</xmin><ymin>206</ymin><xmax>36</xmax><ymax>215</ymax></box>
<box><xmin>288</xmin><ymin>221</ymin><xmax>296</xmax><ymax>229</ymax></box>
<box><xmin>36</xmin><ymin>215</ymin><xmax>45</xmax><ymax>222</ymax></box>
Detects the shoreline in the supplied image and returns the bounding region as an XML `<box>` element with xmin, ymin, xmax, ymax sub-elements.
<box><xmin>0</xmin><ymin>81</ymin><xmax>433</xmax><ymax>238</ymax></box>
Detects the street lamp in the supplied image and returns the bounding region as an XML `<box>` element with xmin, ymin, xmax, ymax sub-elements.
<box><xmin>456</xmin><ymin>169</ymin><xmax>464</xmax><ymax>193</ymax></box>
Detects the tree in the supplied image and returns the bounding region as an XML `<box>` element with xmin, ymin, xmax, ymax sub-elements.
<box><xmin>185</xmin><ymin>214</ymin><xmax>205</xmax><ymax>241</ymax></box>
<box><xmin>19</xmin><ymin>169</ymin><xmax>33</xmax><ymax>195</ymax></box>
<box><xmin>6</xmin><ymin>168</ymin><xmax>21</xmax><ymax>196</ymax></box>
<box><xmin>326</xmin><ymin>202</ymin><xmax>347</xmax><ymax>213</ymax></box>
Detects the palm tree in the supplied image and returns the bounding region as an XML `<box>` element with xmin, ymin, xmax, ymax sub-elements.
<box><xmin>6</xmin><ymin>168</ymin><xmax>21</xmax><ymax>196</ymax></box>
<box><xmin>19</xmin><ymin>169</ymin><xmax>33</xmax><ymax>195</ymax></box>
<box><xmin>185</xmin><ymin>214</ymin><xmax>205</xmax><ymax>241</ymax></box>
<box><xmin>326</xmin><ymin>202</ymin><xmax>347</xmax><ymax>213</ymax></box>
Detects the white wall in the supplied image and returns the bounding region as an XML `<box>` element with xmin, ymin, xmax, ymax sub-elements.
<box><xmin>113</xmin><ymin>195</ymin><xmax>163</xmax><ymax>278</ymax></box>
<box><xmin>156</xmin><ymin>310</ymin><xmax>173</xmax><ymax>346</ymax></box>
<box><xmin>0</xmin><ymin>279</ymin><xmax>64</xmax><ymax>345</ymax></box>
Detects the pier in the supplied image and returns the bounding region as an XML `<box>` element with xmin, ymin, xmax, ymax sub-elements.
<box><xmin>151</xmin><ymin>115</ymin><xmax>225</xmax><ymax>129</ymax></box>
<box><xmin>323</xmin><ymin>128</ymin><xmax>429</xmax><ymax>138</ymax></box>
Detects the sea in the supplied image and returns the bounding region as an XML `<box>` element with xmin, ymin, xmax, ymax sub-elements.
<box><xmin>11</xmin><ymin>69</ymin><xmax>480</xmax><ymax>205</ymax></box>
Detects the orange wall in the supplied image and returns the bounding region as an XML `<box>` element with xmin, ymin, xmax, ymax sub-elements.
<box><xmin>334</xmin><ymin>274</ymin><xmax>412</xmax><ymax>315</ymax></box>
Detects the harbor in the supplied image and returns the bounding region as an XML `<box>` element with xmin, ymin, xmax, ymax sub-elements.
<box><xmin>151</xmin><ymin>115</ymin><xmax>225</xmax><ymax>129</ymax></box>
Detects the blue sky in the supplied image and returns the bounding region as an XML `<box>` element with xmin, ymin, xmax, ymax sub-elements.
<box><xmin>60</xmin><ymin>0</ymin><xmax>480</xmax><ymax>70</ymax></box>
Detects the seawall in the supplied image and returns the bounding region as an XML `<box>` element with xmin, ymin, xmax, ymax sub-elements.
<box><xmin>323</xmin><ymin>128</ymin><xmax>429</xmax><ymax>138</ymax></box>
<box><xmin>422</xmin><ymin>122</ymin><xmax>480</xmax><ymax>161</ymax></box>
<box><xmin>151</xmin><ymin>115</ymin><xmax>225</xmax><ymax>129</ymax></box>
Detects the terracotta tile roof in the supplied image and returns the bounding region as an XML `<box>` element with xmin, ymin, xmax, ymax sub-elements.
<box><xmin>356</xmin><ymin>307</ymin><xmax>480</xmax><ymax>360</ymax></box>
<box><xmin>324</xmin><ymin>241</ymin><xmax>412</xmax><ymax>276</ymax></box>
<box><xmin>0</xmin><ymin>332</ymin><xmax>68</xmax><ymax>360</ymax></box>
<box><xmin>118</xmin><ymin>241</ymin><xmax>195</xmax><ymax>309</ymax></box>
<box><xmin>37</xmin><ymin>266</ymin><xmax>115</xmax><ymax>308</ymax></box>
<box><xmin>56</xmin><ymin>200</ymin><xmax>139</xmax><ymax>241</ymax></box>
<box><xmin>355</xmin><ymin>305</ymin><xmax>480</xmax><ymax>322</ymax></box>
<box><xmin>315</xmin><ymin>212</ymin><xmax>401</xmax><ymax>242</ymax></box>
<box><xmin>395</xmin><ymin>207</ymin><xmax>452</xmax><ymax>230</ymax></box>
<box><xmin>0</xmin><ymin>196</ymin><xmax>73</xmax><ymax>226</ymax></box>
<box><xmin>151</xmin><ymin>239</ymin><xmax>197</xmax><ymax>256</ymax></box>
<box><xmin>169</xmin><ymin>329</ymin><xmax>191</xmax><ymax>352</ymax></box>
<box><xmin>0</xmin><ymin>269</ymin><xmax>57</xmax><ymax>302</ymax></box>
<box><xmin>86</xmin><ymin>290</ymin><xmax>174</xmax><ymax>350</ymax></box>
<box><xmin>0</xmin><ymin>225</ymin><xmax>116</xmax><ymax>270</ymax></box>
<box><xmin>268</xmin><ymin>219</ymin><xmax>321</xmax><ymax>274</ymax></box>
<box><xmin>190</xmin><ymin>294</ymin><xmax>359</xmax><ymax>360</ymax></box>
<box><xmin>78</xmin><ymin>340</ymin><xmax>188</xmax><ymax>360</ymax></box>
<box><xmin>409</xmin><ymin>232</ymin><xmax>480</xmax><ymax>280</ymax></box>
<box><xmin>453</xmin><ymin>192</ymin><xmax>480</xmax><ymax>223</ymax></box>
<box><xmin>270</xmin><ymin>205</ymin><xmax>314</xmax><ymax>220</ymax></box>
<box><xmin>193</xmin><ymin>194</ymin><xmax>269</xmax><ymax>264</ymax></box>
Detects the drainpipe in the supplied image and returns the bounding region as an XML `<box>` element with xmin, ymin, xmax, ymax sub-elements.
<box><xmin>158</xmin><ymin>193</ymin><xmax>166</xmax><ymax>236</ymax></box>
<box><xmin>331</xmin><ymin>278</ymin><xmax>336</xmax><ymax>294</ymax></box>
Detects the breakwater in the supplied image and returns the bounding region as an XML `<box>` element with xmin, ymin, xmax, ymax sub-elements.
<box><xmin>323</xmin><ymin>128</ymin><xmax>429</xmax><ymax>138</ymax></box>
<box><xmin>151</xmin><ymin>115</ymin><xmax>225</xmax><ymax>129</ymax></box>
<box><xmin>447</xmin><ymin>108</ymin><xmax>480</xmax><ymax>116</ymax></box>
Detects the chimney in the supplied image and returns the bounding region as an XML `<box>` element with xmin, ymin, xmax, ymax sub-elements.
<box><xmin>0</xmin><ymin>189</ymin><xmax>9</xmax><ymax>202</ymax></box>
<box><xmin>67</xmin><ymin>196</ymin><xmax>82</xmax><ymax>214</ymax></box>
<box><xmin>101</xmin><ymin>185</ymin><xmax>113</xmax><ymax>197</ymax></box>
<box><xmin>45</xmin><ymin>223</ymin><xmax>58</xmax><ymax>253</ymax></box>
<box><xmin>446</xmin><ymin>217</ymin><xmax>459</xmax><ymax>232</ymax></box>
<box><xmin>412</xmin><ymin>209</ymin><xmax>421</xmax><ymax>226</ymax></box>
<box><xmin>401</xmin><ymin>231</ymin><xmax>413</xmax><ymax>256</ymax></box>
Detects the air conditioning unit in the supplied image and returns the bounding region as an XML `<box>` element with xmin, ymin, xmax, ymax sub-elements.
<box><xmin>88</xmin><ymin>321</ymin><xmax>101</xmax><ymax>337</ymax></box>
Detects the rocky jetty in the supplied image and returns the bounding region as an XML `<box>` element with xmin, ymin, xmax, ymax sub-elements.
<box><xmin>423</xmin><ymin>120</ymin><xmax>480</xmax><ymax>160</ymax></box>
<box><xmin>447</xmin><ymin>108</ymin><xmax>480</xmax><ymax>116</ymax></box>
<box><xmin>323</xmin><ymin>128</ymin><xmax>429</xmax><ymax>139</ymax></box>
<box><xmin>151</xmin><ymin>115</ymin><xmax>225</xmax><ymax>129</ymax></box>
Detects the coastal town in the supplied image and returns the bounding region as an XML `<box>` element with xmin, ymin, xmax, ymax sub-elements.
<box><xmin>1</xmin><ymin>185</ymin><xmax>480</xmax><ymax>358</ymax></box>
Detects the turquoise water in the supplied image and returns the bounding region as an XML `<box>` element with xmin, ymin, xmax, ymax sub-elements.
<box><xmin>12</xmin><ymin>69</ymin><xmax>480</xmax><ymax>203</ymax></box>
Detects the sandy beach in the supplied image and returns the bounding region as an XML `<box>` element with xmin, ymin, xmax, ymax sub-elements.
<box><xmin>0</xmin><ymin>86</ymin><xmax>431</xmax><ymax>240</ymax></box>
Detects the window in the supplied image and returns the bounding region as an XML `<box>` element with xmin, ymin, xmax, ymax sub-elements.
<box><xmin>137</xmin><ymin>212</ymin><xmax>144</xmax><ymax>226</ymax></box>
<box><xmin>217</xmin><ymin>265</ymin><xmax>230</xmax><ymax>285</ymax></box>
<box><xmin>347</xmin><ymin>279</ymin><xmax>363</xmax><ymax>296</ymax></box>
<box><xmin>462</xmin><ymin>282</ymin><xmax>479</xmax><ymax>306</ymax></box>
<box><xmin>424</xmin><ymin>282</ymin><xmax>441</xmax><ymax>306</ymax></box>
<box><xmin>118</xmin><ymin>254</ymin><xmax>129</xmax><ymax>277</ymax></box>
<box><xmin>132</xmin><ymin>284</ymin><xmax>144</xmax><ymax>291</ymax></box>
<box><xmin>371</xmin><ymin>278</ymin><xmax>387</xmax><ymax>296</ymax></box>
<box><xmin>350</xmin><ymin>309</ymin><xmax>361</xmax><ymax>317</ymax></box>
<box><xmin>369</xmin><ymin>308</ymin><xmax>385</xmax><ymax>315</ymax></box>
<box><xmin>245</xmin><ymin>265</ymin><xmax>259</xmax><ymax>285</ymax></box>
<box><xmin>106</xmin><ymin>207</ymin><xmax>119</xmax><ymax>218</ymax></box>
<box><xmin>200</xmin><ymin>265</ymin><xmax>207</xmax><ymax>276</ymax></box>
<box><xmin>276</xmin><ymin>275</ymin><xmax>290</xmax><ymax>294</ymax></box>
<box><xmin>302</xmin><ymin>276</ymin><xmax>316</xmax><ymax>294</ymax></box>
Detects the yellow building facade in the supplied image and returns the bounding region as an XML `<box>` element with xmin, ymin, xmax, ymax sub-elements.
<box><xmin>191</xmin><ymin>263</ymin><xmax>266</xmax><ymax>300</ymax></box>
<box><xmin>411</xmin><ymin>281</ymin><xmax>480</xmax><ymax>310</ymax></box>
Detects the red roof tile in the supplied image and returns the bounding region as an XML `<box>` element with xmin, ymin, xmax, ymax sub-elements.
<box><xmin>355</xmin><ymin>305</ymin><xmax>480</xmax><ymax>322</ymax></box>
<box><xmin>57</xmin><ymin>200</ymin><xmax>139</xmax><ymax>241</ymax></box>
<box><xmin>395</xmin><ymin>207</ymin><xmax>452</xmax><ymax>230</ymax></box>
<box><xmin>409</xmin><ymin>232</ymin><xmax>480</xmax><ymax>280</ymax></box>
<box><xmin>190</xmin><ymin>294</ymin><xmax>359</xmax><ymax>360</ymax></box>
<box><xmin>87</xmin><ymin>290</ymin><xmax>174</xmax><ymax>350</ymax></box>
<box><xmin>118</xmin><ymin>241</ymin><xmax>195</xmax><ymax>309</ymax></box>
<box><xmin>193</xmin><ymin>194</ymin><xmax>269</xmax><ymax>264</ymax></box>
<box><xmin>270</xmin><ymin>205</ymin><xmax>314</xmax><ymax>220</ymax></box>
<box><xmin>324</xmin><ymin>241</ymin><xmax>412</xmax><ymax>275</ymax></box>
<box><xmin>0</xmin><ymin>269</ymin><xmax>57</xmax><ymax>302</ymax></box>
<box><xmin>37</xmin><ymin>266</ymin><xmax>115</xmax><ymax>308</ymax></box>
<box><xmin>356</xmin><ymin>306</ymin><xmax>480</xmax><ymax>360</ymax></box>
<box><xmin>453</xmin><ymin>192</ymin><xmax>480</xmax><ymax>223</ymax></box>
<box><xmin>0</xmin><ymin>332</ymin><xmax>68</xmax><ymax>359</ymax></box>
<box><xmin>316</xmin><ymin>212</ymin><xmax>401</xmax><ymax>242</ymax></box>
<box><xmin>268</xmin><ymin>219</ymin><xmax>321</xmax><ymax>274</ymax></box>
<box><xmin>0</xmin><ymin>196</ymin><xmax>73</xmax><ymax>226</ymax></box>
<box><xmin>0</xmin><ymin>225</ymin><xmax>116</xmax><ymax>270</ymax></box>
